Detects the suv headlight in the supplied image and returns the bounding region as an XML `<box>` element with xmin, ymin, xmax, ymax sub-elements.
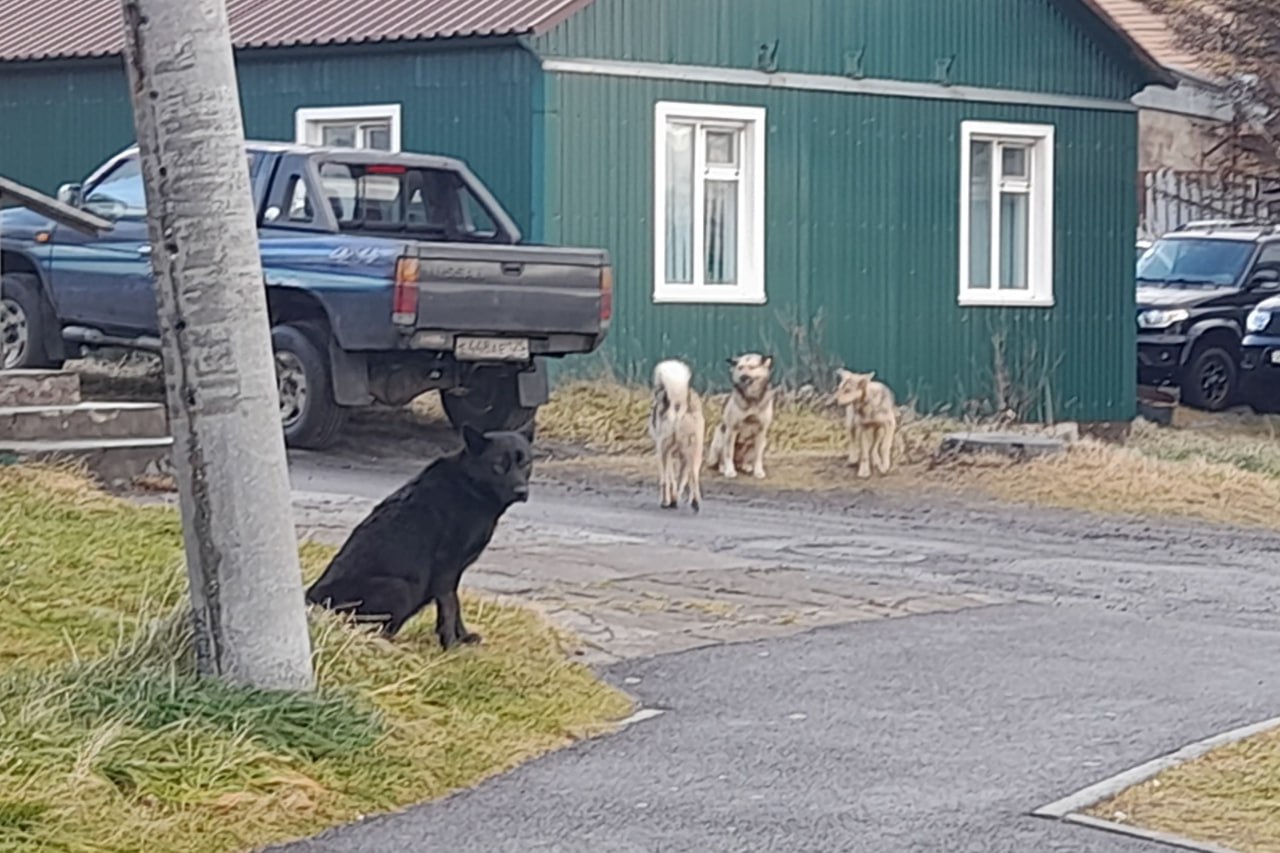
<box><xmin>1247</xmin><ymin>308</ymin><xmax>1272</xmax><ymax>333</ymax></box>
<box><xmin>1137</xmin><ymin>308</ymin><xmax>1189</xmax><ymax>330</ymax></box>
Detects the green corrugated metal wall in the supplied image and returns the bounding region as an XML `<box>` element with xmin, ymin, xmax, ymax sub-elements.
<box><xmin>0</xmin><ymin>43</ymin><xmax>539</xmax><ymax>231</ymax></box>
<box><xmin>531</xmin><ymin>0</ymin><xmax>1146</xmax><ymax>421</ymax></box>
<box><xmin>531</xmin><ymin>0</ymin><xmax>1149</xmax><ymax>100</ymax></box>
<box><xmin>539</xmin><ymin>74</ymin><xmax>1137</xmax><ymax>421</ymax></box>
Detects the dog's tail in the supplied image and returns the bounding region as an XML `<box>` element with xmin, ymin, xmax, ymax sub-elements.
<box><xmin>653</xmin><ymin>359</ymin><xmax>694</xmax><ymax>420</ymax></box>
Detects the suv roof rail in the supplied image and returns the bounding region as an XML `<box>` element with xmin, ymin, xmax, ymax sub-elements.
<box><xmin>1175</xmin><ymin>218</ymin><xmax>1272</xmax><ymax>232</ymax></box>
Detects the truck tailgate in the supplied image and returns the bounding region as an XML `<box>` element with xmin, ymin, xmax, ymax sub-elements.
<box><xmin>407</xmin><ymin>243</ymin><xmax>609</xmax><ymax>336</ymax></box>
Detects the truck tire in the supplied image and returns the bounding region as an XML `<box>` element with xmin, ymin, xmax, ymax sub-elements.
<box><xmin>272</xmin><ymin>323</ymin><xmax>346</xmax><ymax>450</ymax></box>
<box><xmin>1</xmin><ymin>272</ymin><xmax>62</xmax><ymax>370</ymax></box>
<box><xmin>442</xmin><ymin>369</ymin><xmax>537</xmax><ymax>437</ymax></box>
<box><xmin>1182</xmin><ymin>344</ymin><xmax>1237</xmax><ymax>412</ymax></box>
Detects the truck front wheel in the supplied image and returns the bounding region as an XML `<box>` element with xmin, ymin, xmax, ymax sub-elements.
<box><xmin>1</xmin><ymin>273</ymin><xmax>62</xmax><ymax>370</ymax></box>
<box><xmin>442</xmin><ymin>369</ymin><xmax>537</xmax><ymax>437</ymax></box>
<box><xmin>272</xmin><ymin>323</ymin><xmax>346</xmax><ymax>450</ymax></box>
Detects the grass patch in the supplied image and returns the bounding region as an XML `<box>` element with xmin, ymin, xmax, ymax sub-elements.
<box><xmin>1086</xmin><ymin>724</ymin><xmax>1280</xmax><ymax>852</ymax></box>
<box><xmin>0</xmin><ymin>464</ymin><xmax>632</xmax><ymax>853</ymax></box>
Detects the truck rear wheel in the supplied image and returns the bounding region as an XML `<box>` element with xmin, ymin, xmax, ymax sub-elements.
<box><xmin>272</xmin><ymin>323</ymin><xmax>346</xmax><ymax>450</ymax></box>
<box><xmin>442</xmin><ymin>369</ymin><xmax>537</xmax><ymax>437</ymax></box>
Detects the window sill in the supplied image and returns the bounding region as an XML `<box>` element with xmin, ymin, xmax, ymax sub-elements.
<box><xmin>653</xmin><ymin>287</ymin><xmax>768</xmax><ymax>306</ymax></box>
<box><xmin>959</xmin><ymin>291</ymin><xmax>1055</xmax><ymax>308</ymax></box>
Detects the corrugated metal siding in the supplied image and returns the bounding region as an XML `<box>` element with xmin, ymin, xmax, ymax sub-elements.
<box><xmin>0</xmin><ymin>59</ymin><xmax>136</xmax><ymax>196</ymax></box>
<box><xmin>532</xmin><ymin>0</ymin><xmax>1148</xmax><ymax>101</ymax></box>
<box><xmin>0</xmin><ymin>45</ymin><xmax>539</xmax><ymax>231</ymax></box>
<box><xmin>544</xmin><ymin>72</ymin><xmax>1138</xmax><ymax>421</ymax></box>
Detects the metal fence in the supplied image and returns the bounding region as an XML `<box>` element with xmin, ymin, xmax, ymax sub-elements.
<box><xmin>1139</xmin><ymin>168</ymin><xmax>1280</xmax><ymax>238</ymax></box>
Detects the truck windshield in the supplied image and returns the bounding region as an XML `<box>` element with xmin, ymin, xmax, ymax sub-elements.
<box><xmin>1136</xmin><ymin>237</ymin><xmax>1254</xmax><ymax>287</ymax></box>
<box><xmin>316</xmin><ymin>161</ymin><xmax>502</xmax><ymax>241</ymax></box>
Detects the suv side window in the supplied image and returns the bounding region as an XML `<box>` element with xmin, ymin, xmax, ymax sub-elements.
<box><xmin>1256</xmin><ymin>243</ymin><xmax>1280</xmax><ymax>269</ymax></box>
<box><xmin>82</xmin><ymin>157</ymin><xmax>147</xmax><ymax>220</ymax></box>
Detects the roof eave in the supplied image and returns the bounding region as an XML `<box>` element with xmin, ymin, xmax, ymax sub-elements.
<box><xmin>1071</xmin><ymin>0</ymin><xmax>1179</xmax><ymax>89</ymax></box>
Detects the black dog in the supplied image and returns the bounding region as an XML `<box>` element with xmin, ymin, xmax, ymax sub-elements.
<box><xmin>305</xmin><ymin>426</ymin><xmax>533</xmax><ymax>648</ymax></box>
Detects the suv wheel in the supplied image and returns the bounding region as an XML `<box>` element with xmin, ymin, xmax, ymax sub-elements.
<box><xmin>272</xmin><ymin>323</ymin><xmax>346</xmax><ymax>450</ymax></box>
<box><xmin>1182</xmin><ymin>345</ymin><xmax>1238</xmax><ymax>412</ymax></box>
<box><xmin>1</xmin><ymin>273</ymin><xmax>62</xmax><ymax>370</ymax></box>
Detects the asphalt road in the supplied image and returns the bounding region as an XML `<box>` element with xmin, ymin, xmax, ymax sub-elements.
<box><xmin>268</xmin><ymin>449</ymin><xmax>1280</xmax><ymax>852</ymax></box>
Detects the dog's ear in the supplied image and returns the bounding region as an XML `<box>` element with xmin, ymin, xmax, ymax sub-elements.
<box><xmin>866</xmin><ymin>370</ymin><xmax>876</xmax><ymax>382</ymax></box>
<box><xmin>762</xmin><ymin>355</ymin><xmax>774</xmax><ymax>369</ymax></box>
<box><xmin>461</xmin><ymin>424</ymin><xmax>489</xmax><ymax>454</ymax></box>
<box><xmin>725</xmin><ymin>357</ymin><xmax>737</xmax><ymax>367</ymax></box>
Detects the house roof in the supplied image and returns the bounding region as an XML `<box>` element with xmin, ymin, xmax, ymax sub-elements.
<box><xmin>0</xmin><ymin>0</ymin><xmax>1173</xmax><ymax>88</ymax></box>
<box><xmin>1087</xmin><ymin>0</ymin><xmax>1204</xmax><ymax>74</ymax></box>
<box><xmin>0</xmin><ymin>0</ymin><xmax>594</xmax><ymax>63</ymax></box>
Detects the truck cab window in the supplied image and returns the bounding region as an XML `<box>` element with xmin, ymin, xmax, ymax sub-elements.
<box><xmin>313</xmin><ymin>159</ymin><xmax>503</xmax><ymax>241</ymax></box>
<box><xmin>83</xmin><ymin>158</ymin><xmax>148</xmax><ymax>220</ymax></box>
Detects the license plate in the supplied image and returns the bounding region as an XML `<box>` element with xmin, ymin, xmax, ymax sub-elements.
<box><xmin>1270</xmin><ymin>350</ymin><xmax>1280</xmax><ymax>366</ymax></box>
<box><xmin>454</xmin><ymin>336</ymin><xmax>530</xmax><ymax>362</ymax></box>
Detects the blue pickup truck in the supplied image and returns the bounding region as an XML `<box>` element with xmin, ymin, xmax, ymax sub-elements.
<box><xmin>0</xmin><ymin>142</ymin><xmax>613</xmax><ymax>449</ymax></box>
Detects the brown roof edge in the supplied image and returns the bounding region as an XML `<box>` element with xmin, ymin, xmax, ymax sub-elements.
<box><xmin>1073</xmin><ymin>0</ymin><xmax>1179</xmax><ymax>88</ymax></box>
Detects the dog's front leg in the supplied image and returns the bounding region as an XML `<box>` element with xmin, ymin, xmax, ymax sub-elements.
<box><xmin>857</xmin><ymin>424</ymin><xmax>873</xmax><ymax>479</ymax></box>
<box><xmin>720</xmin><ymin>427</ymin><xmax>738</xmax><ymax>478</ymax></box>
<box><xmin>847</xmin><ymin>417</ymin><xmax>862</xmax><ymax>468</ymax></box>
<box><xmin>435</xmin><ymin>590</ymin><xmax>481</xmax><ymax>649</ymax></box>
<box><xmin>751</xmin><ymin>433</ymin><xmax>768</xmax><ymax>479</ymax></box>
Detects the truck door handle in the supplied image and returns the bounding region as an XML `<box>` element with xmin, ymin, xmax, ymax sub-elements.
<box><xmin>137</xmin><ymin>245</ymin><xmax>152</xmax><ymax>256</ymax></box>
<box><xmin>501</xmin><ymin>262</ymin><xmax>523</xmax><ymax>275</ymax></box>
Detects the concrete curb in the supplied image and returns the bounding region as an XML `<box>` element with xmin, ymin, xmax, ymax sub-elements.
<box><xmin>1057</xmin><ymin>814</ymin><xmax>1243</xmax><ymax>853</ymax></box>
<box><xmin>1031</xmin><ymin>714</ymin><xmax>1280</xmax><ymax>853</ymax></box>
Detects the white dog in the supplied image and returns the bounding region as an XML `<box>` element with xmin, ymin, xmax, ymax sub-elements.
<box><xmin>648</xmin><ymin>359</ymin><xmax>706</xmax><ymax>512</ymax></box>
<box><xmin>706</xmin><ymin>353</ymin><xmax>775</xmax><ymax>479</ymax></box>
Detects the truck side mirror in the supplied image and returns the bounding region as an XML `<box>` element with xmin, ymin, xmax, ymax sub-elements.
<box><xmin>56</xmin><ymin>183</ymin><xmax>83</xmax><ymax>208</ymax></box>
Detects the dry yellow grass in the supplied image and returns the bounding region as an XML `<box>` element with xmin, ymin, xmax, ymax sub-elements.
<box><xmin>0</xmin><ymin>463</ymin><xmax>633</xmax><ymax>853</ymax></box>
<box><xmin>1087</xmin><ymin>724</ymin><xmax>1280</xmax><ymax>853</ymax></box>
<box><xmin>533</xmin><ymin>381</ymin><xmax>1280</xmax><ymax>531</ymax></box>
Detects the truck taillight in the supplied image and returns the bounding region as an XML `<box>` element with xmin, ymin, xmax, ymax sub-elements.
<box><xmin>599</xmin><ymin>266</ymin><xmax>613</xmax><ymax>327</ymax></box>
<box><xmin>393</xmin><ymin>258</ymin><xmax>419</xmax><ymax>326</ymax></box>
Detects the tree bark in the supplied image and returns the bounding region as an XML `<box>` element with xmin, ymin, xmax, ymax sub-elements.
<box><xmin>119</xmin><ymin>0</ymin><xmax>314</xmax><ymax>691</ymax></box>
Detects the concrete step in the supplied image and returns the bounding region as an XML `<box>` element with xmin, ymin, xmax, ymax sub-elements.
<box><xmin>0</xmin><ymin>437</ymin><xmax>173</xmax><ymax>490</ymax></box>
<box><xmin>0</xmin><ymin>401</ymin><xmax>169</xmax><ymax>441</ymax></box>
<box><xmin>0</xmin><ymin>369</ymin><xmax>82</xmax><ymax>407</ymax></box>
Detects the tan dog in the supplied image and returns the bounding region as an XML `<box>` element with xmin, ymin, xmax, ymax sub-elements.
<box><xmin>707</xmin><ymin>353</ymin><xmax>775</xmax><ymax>479</ymax></box>
<box><xmin>834</xmin><ymin>368</ymin><xmax>897</xmax><ymax>479</ymax></box>
<box><xmin>648</xmin><ymin>359</ymin><xmax>705</xmax><ymax>512</ymax></box>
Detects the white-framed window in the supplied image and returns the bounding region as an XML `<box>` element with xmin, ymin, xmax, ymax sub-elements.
<box><xmin>294</xmin><ymin>104</ymin><xmax>402</xmax><ymax>152</ymax></box>
<box><xmin>958</xmin><ymin>120</ymin><xmax>1055</xmax><ymax>307</ymax></box>
<box><xmin>653</xmin><ymin>101</ymin><xmax>767</xmax><ymax>304</ymax></box>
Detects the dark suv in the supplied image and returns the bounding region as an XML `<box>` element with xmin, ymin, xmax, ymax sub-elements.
<box><xmin>1136</xmin><ymin>220</ymin><xmax>1280</xmax><ymax>411</ymax></box>
<box><xmin>1242</xmin><ymin>295</ymin><xmax>1280</xmax><ymax>411</ymax></box>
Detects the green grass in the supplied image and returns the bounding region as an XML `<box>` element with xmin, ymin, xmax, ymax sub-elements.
<box><xmin>0</xmin><ymin>464</ymin><xmax>632</xmax><ymax>853</ymax></box>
